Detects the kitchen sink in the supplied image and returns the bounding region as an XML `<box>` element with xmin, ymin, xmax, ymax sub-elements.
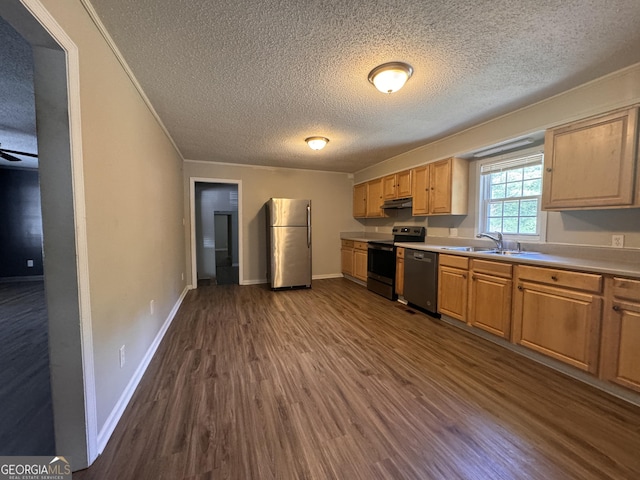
<box><xmin>440</xmin><ymin>246</ymin><xmax>496</xmax><ymax>252</ymax></box>
<box><xmin>440</xmin><ymin>246</ymin><xmax>538</xmax><ymax>255</ymax></box>
<box><xmin>484</xmin><ymin>250</ymin><xmax>537</xmax><ymax>255</ymax></box>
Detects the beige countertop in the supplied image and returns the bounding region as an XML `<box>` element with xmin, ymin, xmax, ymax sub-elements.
<box><xmin>395</xmin><ymin>242</ymin><xmax>640</xmax><ymax>279</ymax></box>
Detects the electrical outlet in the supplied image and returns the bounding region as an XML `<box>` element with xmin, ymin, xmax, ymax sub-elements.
<box><xmin>449</xmin><ymin>228</ymin><xmax>458</xmax><ymax>237</ymax></box>
<box><xmin>612</xmin><ymin>234</ymin><xmax>624</xmax><ymax>248</ymax></box>
<box><xmin>150</xmin><ymin>300</ymin><xmax>155</xmax><ymax>315</ymax></box>
<box><xmin>27</xmin><ymin>259</ymin><xmax>34</xmax><ymax>267</ymax></box>
<box><xmin>119</xmin><ymin>345</ymin><xmax>125</xmax><ymax>368</ymax></box>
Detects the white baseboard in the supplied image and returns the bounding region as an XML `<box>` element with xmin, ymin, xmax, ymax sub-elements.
<box><xmin>242</xmin><ymin>274</ymin><xmax>342</xmax><ymax>285</ymax></box>
<box><xmin>96</xmin><ymin>285</ymin><xmax>190</xmax><ymax>453</ymax></box>
<box><xmin>312</xmin><ymin>273</ymin><xmax>343</xmax><ymax>280</ymax></box>
<box><xmin>242</xmin><ymin>278</ymin><xmax>267</xmax><ymax>285</ymax></box>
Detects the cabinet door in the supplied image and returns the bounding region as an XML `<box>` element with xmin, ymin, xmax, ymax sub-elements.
<box><xmin>430</xmin><ymin>159</ymin><xmax>452</xmax><ymax>214</ymax></box>
<box><xmin>542</xmin><ymin>107</ymin><xmax>639</xmax><ymax>210</ymax></box>
<box><xmin>438</xmin><ymin>265</ymin><xmax>468</xmax><ymax>321</ymax></box>
<box><xmin>600</xmin><ymin>300</ymin><xmax>640</xmax><ymax>393</ymax></box>
<box><xmin>395</xmin><ymin>248</ymin><xmax>405</xmax><ymax>296</ymax></box>
<box><xmin>341</xmin><ymin>247</ymin><xmax>354</xmax><ymax>276</ymax></box>
<box><xmin>469</xmin><ymin>273</ymin><xmax>512</xmax><ymax>339</ymax></box>
<box><xmin>396</xmin><ymin>170</ymin><xmax>412</xmax><ymax>198</ymax></box>
<box><xmin>366</xmin><ymin>178</ymin><xmax>385</xmax><ymax>218</ymax></box>
<box><xmin>353</xmin><ymin>249</ymin><xmax>368</xmax><ymax>281</ymax></box>
<box><xmin>513</xmin><ymin>281</ymin><xmax>601</xmax><ymax>373</ymax></box>
<box><xmin>411</xmin><ymin>165</ymin><xmax>430</xmax><ymax>215</ymax></box>
<box><xmin>353</xmin><ymin>183</ymin><xmax>367</xmax><ymax>218</ymax></box>
<box><xmin>383</xmin><ymin>174</ymin><xmax>397</xmax><ymax>200</ymax></box>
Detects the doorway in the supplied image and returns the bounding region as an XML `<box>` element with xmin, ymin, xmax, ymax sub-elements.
<box><xmin>0</xmin><ymin>0</ymin><xmax>97</xmax><ymax>467</ymax></box>
<box><xmin>193</xmin><ymin>181</ymin><xmax>241</xmax><ymax>286</ymax></box>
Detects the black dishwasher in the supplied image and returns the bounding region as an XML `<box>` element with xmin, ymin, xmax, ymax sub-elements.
<box><xmin>404</xmin><ymin>249</ymin><xmax>439</xmax><ymax>316</ymax></box>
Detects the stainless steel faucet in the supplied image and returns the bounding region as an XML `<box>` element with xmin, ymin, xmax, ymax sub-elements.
<box><xmin>476</xmin><ymin>232</ymin><xmax>503</xmax><ymax>251</ymax></box>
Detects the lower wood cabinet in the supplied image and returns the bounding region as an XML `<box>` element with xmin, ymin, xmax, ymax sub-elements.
<box><xmin>437</xmin><ymin>254</ymin><xmax>469</xmax><ymax>321</ymax></box>
<box><xmin>340</xmin><ymin>240</ymin><xmax>354</xmax><ymax>276</ymax></box>
<box><xmin>600</xmin><ymin>276</ymin><xmax>640</xmax><ymax>393</ymax></box>
<box><xmin>353</xmin><ymin>243</ymin><xmax>368</xmax><ymax>282</ymax></box>
<box><xmin>341</xmin><ymin>240</ymin><xmax>367</xmax><ymax>282</ymax></box>
<box><xmin>512</xmin><ymin>265</ymin><xmax>603</xmax><ymax>374</ymax></box>
<box><xmin>395</xmin><ymin>247</ymin><xmax>405</xmax><ymax>296</ymax></box>
<box><xmin>469</xmin><ymin>259</ymin><xmax>513</xmax><ymax>339</ymax></box>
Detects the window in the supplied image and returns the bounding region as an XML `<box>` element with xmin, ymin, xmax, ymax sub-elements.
<box><xmin>478</xmin><ymin>151</ymin><xmax>545</xmax><ymax>240</ymax></box>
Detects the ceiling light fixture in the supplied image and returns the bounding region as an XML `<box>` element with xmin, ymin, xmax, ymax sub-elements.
<box><xmin>305</xmin><ymin>136</ymin><xmax>329</xmax><ymax>151</ymax></box>
<box><xmin>368</xmin><ymin>62</ymin><xmax>414</xmax><ymax>94</ymax></box>
<box><xmin>473</xmin><ymin>138</ymin><xmax>535</xmax><ymax>158</ymax></box>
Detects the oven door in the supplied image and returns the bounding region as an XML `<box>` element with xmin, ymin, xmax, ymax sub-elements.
<box><xmin>367</xmin><ymin>242</ymin><xmax>396</xmax><ymax>299</ymax></box>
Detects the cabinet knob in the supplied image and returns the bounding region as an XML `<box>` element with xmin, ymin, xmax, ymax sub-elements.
<box><xmin>546</xmin><ymin>167</ymin><xmax>552</xmax><ymax>172</ymax></box>
<box><xmin>462</xmin><ymin>274</ymin><xmax>467</xmax><ymax>279</ymax></box>
<box><xmin>613</xmin><ymin>305</ymin><xmax>620</xmax><ymax>311</ymax></box>
<box><xmin>518</xmin><ymin>285</ymin><xmax>523</xmax><ymax>290</ymax></box>
<box><xmin>471</xmin><ymin>275</ymin><xmax>476</xmax><ymax>281</ymax></box>
<box><xmin>551</xmin><ymin>275</ymin><xmax>558</xmax><ymax>281</ymax></box>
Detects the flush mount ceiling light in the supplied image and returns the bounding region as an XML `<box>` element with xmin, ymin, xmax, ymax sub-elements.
<box><xmin>368</xmin><ymin>62</ymin><xmax>414</xmax><ymax>94</ymax></box>
<box><xmin>305</xmin><ymin>136</ymin><xmax>329</xmax><ymax>151</ymax></box>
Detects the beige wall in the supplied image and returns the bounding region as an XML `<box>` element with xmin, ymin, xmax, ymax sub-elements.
<box><xmin>184</xmin><ymin>161</ymin><xmax>362</xmax><ymax>284</ymax></box>
<box><xmin>38</xmin><ymin>0</ymin><xmax>186</xmax><ymax>433</ymax></box>
<box><xmin>354</xmin><ymin>63</ymin><xmax>640</xmax><ymax>248</ymax></box>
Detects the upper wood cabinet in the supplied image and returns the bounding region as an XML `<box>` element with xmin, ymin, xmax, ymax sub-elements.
<box><xmin>412</xmin><ymin>157</ymin><xmax>469</xmax><ymax>216</ymax></box>
<box><xmin>542</xmin><ymin>106</ymin><xmax>640</xmax><ymax>210</ymax></box>
<box><xmin>353</xmin><ymin>179</ymin><xmax>386</xmax><ymax>218</ymax></box>
<box><xmin>383</xmin><ymin>170</ymin><xmax>412</xmax><ymax>200</ymax></box>
<box><xmin>353</xmin><ymin>183</ymin><xmax>367</xmax><ymax>218</ymax></box>
<box><xmin>411</xmin><ymin>165</ymin><xmax>430</xmax><ymax>215</ymax></box>
<box><xmin>366</xmin><ymin>178</ymin><xmax>385</xmax><ymax>218</ymax></box>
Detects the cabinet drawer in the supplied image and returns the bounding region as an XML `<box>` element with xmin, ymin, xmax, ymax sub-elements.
<box><xmin>612</xmin><ymin>277</ymin><xmax>640</xmax><ymax>302</ymax></box>
<box><xmin>354</xmin><ymin>241</ymin><xmax>368</xmax><ymax>251</ymax></box>
<box><xmin>396</xmin><ymin>247</ymin><xmax>405</xmax><ymax>259</ymax></box>
<box><xmin>471</xmin><ymin>259</ymin><xmax>512</xmax><ymax>278</ymax></box>
<box><xmin>439</xmin><ymin>254</ymin><xmax>469</xmax><ymax>270</ymax></box>
<box><xmin>516</xmin><ymin>265</ymin><xmax>602</xmax><ymax>293</ymax></box>
<box><xmin>341</xmin><ymin>239</ymin><xmax>354</xmax><ymax>248</ymax></box>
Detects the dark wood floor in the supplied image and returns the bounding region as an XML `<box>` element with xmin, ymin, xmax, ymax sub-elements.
<box><xmin>76</xmin><ymin>278</ymin><xmax>640</xmax><ymax>479</ymax></box>
<box><xmin>0</xmin><ymin>280</ymin><xmax>55</xmax><ymax>455</ymax></box>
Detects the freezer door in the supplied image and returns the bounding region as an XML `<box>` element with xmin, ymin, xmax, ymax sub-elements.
<box><xmin>267</xmin><ymin>198</ymin><xmax>310</xmax><ymax>227</ymax></box>
<box><xmin>270</xmin><ymin>226</ymin><xmax>311</xmax><ymax>288</ymax></box>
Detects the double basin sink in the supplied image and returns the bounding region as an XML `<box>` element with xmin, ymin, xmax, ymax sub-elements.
<box><xmin>439</xmin><ymin>246</ymin><xmax>536</xmax><ymax>256</ymax></box>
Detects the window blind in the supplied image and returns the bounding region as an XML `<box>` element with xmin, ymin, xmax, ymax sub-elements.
<box><xmin>480</xmin><ymin>153</ymin><xmax>543</xmax><ymax>175</ymax></box>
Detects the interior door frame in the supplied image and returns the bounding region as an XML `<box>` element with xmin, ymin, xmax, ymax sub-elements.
<box><xmin>4</xmin><ymin>0</ymin><xmax>98</xmax><ymax>467</ymax></box>
<box><xmin>189</xmin><ymin>177</ymin><xmax>243</xmax><ymax>287</ymax></box>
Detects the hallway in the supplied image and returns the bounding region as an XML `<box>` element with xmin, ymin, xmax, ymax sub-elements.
<box><xmin>0</xmin><ymin>280</ymin><xmax>55</xmax><ymax>454</ymax></box>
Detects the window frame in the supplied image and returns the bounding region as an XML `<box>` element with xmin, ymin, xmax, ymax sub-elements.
<box><xmin>476</xmin><ymin>146</ymin><xmax>547</xmax><ymax>243</ymax></box>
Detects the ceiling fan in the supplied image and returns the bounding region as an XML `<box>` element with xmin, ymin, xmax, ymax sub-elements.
<box><xmin>0</xmin><ymin>144</ymin><xmax>38</xmax><ymax>162</ymax></box>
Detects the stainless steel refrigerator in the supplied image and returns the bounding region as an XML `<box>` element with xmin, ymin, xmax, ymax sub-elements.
<box><xmin>265</xmin><ymin>198</ymin><xmax>312</xmax><ymax>289</ymax></box>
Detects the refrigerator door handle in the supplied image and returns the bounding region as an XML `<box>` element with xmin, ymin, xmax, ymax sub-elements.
<box><xmin>307</xmin><ymin>204</ymin><xmax>311</xmax><ymax>247</ymax></box>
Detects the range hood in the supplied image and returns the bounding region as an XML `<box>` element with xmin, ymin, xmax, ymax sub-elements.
<box><xmin>381</xmin><ymin>197</ymin><xmax>413</xmax><ymax>209</ymax></box>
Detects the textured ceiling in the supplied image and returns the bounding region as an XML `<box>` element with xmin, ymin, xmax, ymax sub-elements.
<box><xmin>3</xmin><ymin>1</ymin><xmax>640</xmax><ymax>173</ymax></box>
<box><xmin>0</xmin><ymin>16</ymin><xmax>38</xmax><ymax>169</ymax></box>
<box><xmin>85</xmin><ymin>0</ymin><xmax>640</xmax><ymax>172</ymax></box>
